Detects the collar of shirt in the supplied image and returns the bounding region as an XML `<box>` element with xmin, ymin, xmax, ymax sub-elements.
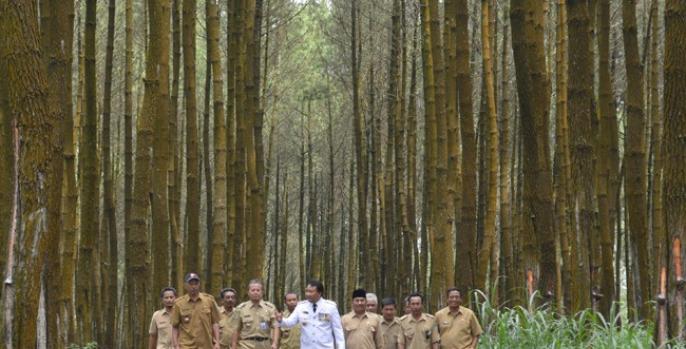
<box><xmin>221</xmin><ymin>307</ymin><xmax>234</xmax><ymax>315</ymax></box>
<box><xmin>448</xmin><ymin>307</ymin><xmax>463</xmax><ymax>317</ymax></box>
<box><xmin>409</xmin><ymin>313</ymin><xmax>429</xmax><ymax>323</ymax></box>
<box><xmin>249</xmin><ymin>300</ymin><xmax>266</xmax><ymax>309</ymax></box>
<box><xmin>382</xmin><ymin>317</ymin><xmax>399</xmax><ymax>326</ymax></box>
<box><xmin>352</xmin><ymin>312</ymin><xmax>368</xmax><ymax>319</ymax></box>
<box><xmin>161</xmin><ymin>308</ymin><xmax>172</xmax><ymax>316</ymax></box>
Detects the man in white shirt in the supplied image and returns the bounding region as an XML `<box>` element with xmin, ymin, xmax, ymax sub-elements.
<box><xmin>276</xmin><ymin>280</ymin><xmax>346</xmax><ymax>349</ymax></box>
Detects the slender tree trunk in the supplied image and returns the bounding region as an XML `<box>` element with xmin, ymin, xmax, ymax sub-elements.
<box><xmin>227</xmin><ymin>0</ymin><xmax>240</xmax><ymax>289</ymax></box>
<box><xmin>554</xmin><ymin>0</ymin><xmax>573</xmax><ymax>312</ymax></box>
<box><xmin>121</xmin><ymin>0</ymin><xmax>134</xmax><ymax>341</ymax></box>
<box><xmin>184</xmin><ymin>0</ymin><xmax>201</xmax><ymax>274</ymax></box>
<box><xmin>39</xmin><ymin>0</ymin><xmax>74</xmax><ymax>345</ymax></box>
<box><xmin>649</xmin><ymin>2</ymin><xmax>667</xmax><ymax>341</ymax></box>
<box><xmin>128</xmin><ymin>0</ymin><xmax>167</xmax><ymax>346</ymax></box>
<box><xmin>100</xmin><ymin>1</ymin><xmax>118</xmax><ymax>347</ymax></box>
<box><xmin>623</xmin><ymin>0</ymin><xmax>651</xmax><ymax>320</ymax></box>
<box><xmin>242</xmin><ymin>0</ymin><xmax>265</xmax><ymax>282</ymax></box>
<box><xmin>567</xmin><ymin>0</ymin><xmax>594</xmax><ymax>312</ymax></box>
<box><xmin>208</xmin><ymin>0</ymin><xmax>227</xmax><ymax>293</ymax></box>
<box><xmin>298</xmin><ymin>103</ymin><xmax>306</xmax><ymax>292</ymax></box>
<box><xmin>456</xmin><ymin>0</ymin><xmax>477</xmax><ymax>297</ymax></box>
<box><xmin>407</xmin><ymin>17</ymin><xmax>420</xmax><ymax>292</ymax></box>
<box><xmin>477</xmin><ymin>0</ymin><xmax>499</xmax><ymax>297</ymax></box>
<box><xmin>499</xmin><ymin>14</ymin><xmax>517</xmax><ymax>307</ymax></box>
<box><xmin>595</xmin><ymin>0</ymin><xmax>615</xmax><ymax>319</ymax></box>
<box><xmin>170</xmin><ymin>0</ymin><xmax>183</xmax><ymax>294</ymax></box>
<box><xmin>202</xmin><ymin>14</ymin><xmax>213</xmax><ymax>288</ymax></box>
<box><xmin>510</xmin><ymin>0</ymin><xmax>556</xmax><ymax>302</ymax></box>
<box><xmin>351</xmin><ymin>0</ymin><xmax>368</xmax><ymax>290</ymax></box>
<box><xmin>664</xmin><ymin>0</ymin><xmax>686</xmax><ymax>338</ymax></box>
<box><xmin>0</xmin><ymin>1</ymin><xmax>63</xmax><ymax>347</ymax></box>
<box><xmin>152</xmin><ymin>0</ymin><xmax>171</xmax><ymax>306</ymax></box>
<box><xmin>76</xmin><ymin>0</ymin><xmax>99</xmax><ymax>342</ymax></box>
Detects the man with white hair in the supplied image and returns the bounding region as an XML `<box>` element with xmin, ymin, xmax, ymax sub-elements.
<box><xmin>366</xmin><ymin>293</ymin><xmax>379</xmax><ymax>315</ymax></box>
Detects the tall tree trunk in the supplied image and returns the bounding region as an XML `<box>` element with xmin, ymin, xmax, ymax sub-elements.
<box><xmin>128</xmin><ymin>0</ymin><xmax>167</xmax><ymax>346</ymax></box>
<box><xmin>227</xmin><ymin>0</ymin><xmax>240</xmax><ymax>289</ymax></box>
<box><xmin>456</xmin><ymin>0</ymin><xmax>477</xmax><ymax>297</ymax></box>
<box><xmin>623</xmin><ymin>0</ymin><xmax>651</xmax><ymax>321</ymax></box>
<box><xmin>39</xmin><ymin>0</ymin><xmax>74</xmax><ymax>345</ymax></box>
<box><xmin>554</xmin><ymin>0</ymin><xmax>573</xmax><ymax>312</ymax></box>
<box><xmin>170</xmin><ymin>0</ymin><xmax>183</xmax><ymax>294</ymax></box>
<box><xmin>184</xmin><ymin>0</ymin><xmax>201</xmax><ymax>274</ymax></box>
<box><xmin>76</xmin><ymin>0</ymin><xmax>99</xmax><ymax>342</ymax></box>
<box><xmin>428</xmin><ymin>0</ymin><xmax>454</xmax><ymax>309</ymax></box>
<box><xmin>385</xmin><ymin>0</ymin><xmax>402</xmax><ymax>297</ymax></box>
<box><xmin>477</xmin><ymin>0</ymin><xmax>499</xmax><ymax>297</ymax></box>
<box><xmin>100</xmin><ymin>0</ymin><xmax>118</xmax><ymax>347</ymax></box>
<box><xmin>499</xmin><ymin>15</ymin><xmax>516</xmax><ymax>306</ymax></box>
<box><xmin>243</xmin><ymin>0</ymin><xmax>265</xmax><ymax>283</ymax></box>
<box><xmin>209</xmin><ymin>0</ymin><xmax>228</xmax><ymax>293</ymax></box>
<box><xmin>649</xmin><ymin>2</ymin><xmax>666</xmax><ymax>341</ymax></box>
<box><xmin>152</xmin><ymin>0</ymin><xmax>171</xmax><ymax>306</ymax></box>
<box><xmin>0</xmin><ymin>1</ymin><xmax>63</xmax><ymax>347</ymax></box>
<box><xmin>407</xmin><ymin>17</ymin><xmax>420</xmax><ymax>291</ymax></box>
<box><xmin>664</xmin><ymin>0</ymin><xmax>686</xmax><ymax>339</ymax></box>
<box><xmin>567</xmin><ymin>0</ymin><xmax>594</xmax><ymax>312</ymax></box>
<box><xmin>298</xmin><ymin>103</ymin><xmax>306</xmax><ymax>292</ymax></box>
<box><xmin>124</xmin><ymin>0</ymin><xmax>134</xmax><ymax>293</ymax></box>
<box><xmin>419</xmin><ymin>0</ymin><xmax>440</xmax><ymax>307</ymax></box>
<box><xmin>202</xmin><ymin>16</ymin><xmax>213</xmax><ymax>289</ymax></box>
<box><xmin>351</xmin><ymin>0</ymin><xmax>368</xmax><ymax>290</ymax></box>
<box><xmin>121</xmin><ymin>0</ymin><xmax>135</xmax><ymax>341</ymax></box>
<box><xmin>595</xmin><ymin>0</ymin><xmax>616</xmax><ymax>319</ymax></box>
<box><xmin>510</xmin><ymin>0</ymin><xmax>556</xmax><ymax>302</ymax></box>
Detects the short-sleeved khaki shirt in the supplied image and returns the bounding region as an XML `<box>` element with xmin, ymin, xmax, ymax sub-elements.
<box><xmin>398</xmin><ymin>313</ymin><xmax>440</xmax><ymax>349</ymax></box>
<box><xmin>341</xmin><ymin>311</ymin><xmax>385</xmax><ymax>349</ymax></box>
<box><xmin>149</xmin><ymin>308</ymin><xmax>173</xmax><ymax>349</ymax></box>
<box><xmin>434</xmin><ymin>306</ymin><xmax>482</xmax><ymax>349</ymax></box>
<box><xmin>171</xmin><ymin>292</ymin><xmax>221</xmax><ymax>348</ymax></box>
<box><xmin>218</xmin><ymin>306</ymin><xmax>240</xmax><ymax>348</ymax></box>
<box><xmin>235</xmin><ymin>300</ymin><xmax>279</xmax><ymax>349</ymax></box>
<box><xmin>380</xmin><ymin>317</ymin><xmax>402</xmax><ymax>349</ymax></box>
<box><xmin>280</xmin><ymin>309</ymin><xmax>301</xmax><ymax>349</ymax></box>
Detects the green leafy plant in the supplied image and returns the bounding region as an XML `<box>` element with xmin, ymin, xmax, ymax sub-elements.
<box><xmin>473</xmin><ymin>291</ymin><xmax>683</xmax><ymax>349</ymax></box>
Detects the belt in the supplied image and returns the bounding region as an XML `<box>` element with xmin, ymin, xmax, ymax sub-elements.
<box><xmin>245</xmin><ymin>337</ymin><xmax>270</xmax><ymax>342</ymax></box>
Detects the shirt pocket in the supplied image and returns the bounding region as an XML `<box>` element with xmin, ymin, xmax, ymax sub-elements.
<box><xmin>403</xmin><ymin>327</ymin><xmax>415</xmax><ymax>341</ymax></box>
<box><xmin>344</xmin><ymin>321</ymin><xmax>359</xmax><ymax>335</ymax></box>
<box><xmin>180</xmin><ymin>309</ymin><xmax>193</xmax><ymax>325</ymax></box>
<box><xmin>241</xmin><ymin>314</ymin><xmax>254</xmax><ymax>328</ymax></box>
<box><xmin>438</xmin><ymin>319</ymin><xmax>451</xmax><ymax>333</ymax></box>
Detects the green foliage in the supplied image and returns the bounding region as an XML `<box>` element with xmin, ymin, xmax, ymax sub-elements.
<box><xmin>473</xmin><ymin>291</ymin><xmax>684</xmax><ymax>349</ymax></box>
<box><xmin>67</xmin><ymin>343</ymin><xmax>98</xmax><ymax>349</ymax></box>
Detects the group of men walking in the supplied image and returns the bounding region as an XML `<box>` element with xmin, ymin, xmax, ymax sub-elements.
<box><xmin>149</xmin><ymin>273</ymin><xmax>482</xmax><ymax>349</ymax></box>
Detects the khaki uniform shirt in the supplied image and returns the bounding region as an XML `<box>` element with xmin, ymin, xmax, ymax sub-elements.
<box><xmin>398</xmin><ymin>314</ymin><xmax>440</xmax><ymax>349</ymax></box>
<box><xmin>235</xmin><ymin>300</ymin><xmax>279</xmax><ymax>349</ymax></box>
<box><xmin>434</xmin><ymin>307</ymin><xmax>482</xmax><ymax>349</ymax></box>
<box><xmin>218</xmin><ymin>306</ymin><xmax>240</xmax><ymax>349</ymax></box>
<box><xmin>171</xmin><ymin>292</ymin><xmax>221</xmax><ymax>349</ymax></box>
<box><xmin>380</xmin><ymin>317</ymin><xmax>402</xmax><ymax>349</ymax></box>
<box><xmin>280</xmin><ymin>309</ymin><xmax>301</xmax><ymax>349</ymax></box>
<box><xmin>149</xmin><ymin>308</ymin><xmax>173</xmax><ymax>349</ymax></box>
<box><xmin>341</xmin><ymin>311</ymin><xmax>385</xmax><ymax>349</ymax></box>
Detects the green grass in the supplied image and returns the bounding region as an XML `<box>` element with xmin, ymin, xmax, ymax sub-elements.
<box><xmin>473</xmin><ymin>291</ymin><xmax>684</xmax><ymax>349</ymax></box>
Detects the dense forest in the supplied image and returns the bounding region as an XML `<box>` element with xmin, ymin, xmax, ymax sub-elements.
<box><xmin>0</xmin><ymin>0</ymin><xmax>685</xmax><ymax>348</ymax></box>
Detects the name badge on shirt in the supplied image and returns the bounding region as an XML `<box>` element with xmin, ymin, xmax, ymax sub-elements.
<box><xmin>260</xmin><ymin>321</ymin><xmax>269</xmax><ymax>330</ymax></box>
<box><xmin>318</xmin><ymin>312</ymin><xmax>330</xmax><ymax>322</ymax></box>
